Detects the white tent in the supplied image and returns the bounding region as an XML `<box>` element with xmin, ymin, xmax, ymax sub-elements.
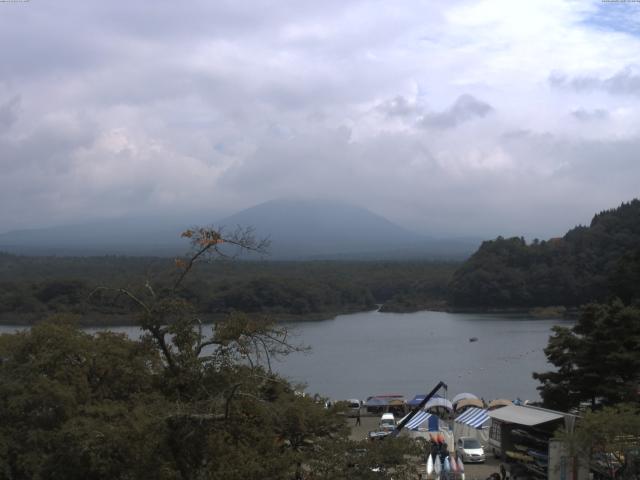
<box><xmin>453</xmin><ymin>407</ymin><xmax>490</xmax><ymax>447</ymax></box>
<box><xmin>425</xmin><ymin>397</ymin><xmax>454</xmax><ymax>411</ymax></box>
<box><xmin>452</xmin><ymin>392</ymin><xmax>478</xmax><ymax>405</ymax></box>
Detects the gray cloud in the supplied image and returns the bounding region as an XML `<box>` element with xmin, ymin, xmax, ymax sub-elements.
<box><xmin>417</xmin><ymin>94</ymin><xmax>494</xmax><ymax>129</ymax></box>
<box><xmin>0</xmin><ymin>96</ymin><xmax>20</xmax><ymax>131</ymax></box>
<box><xmin>550</xmin><ymin>66</ymin><xmax>640</xmax><ymax>96</ymax></box>
<box><xmin>0</xmin><ymin>1</ymin><xmax>639</xmax><ymax>240</ymax></box>
<box><xmin>571</xmin><ymin>108</ymin><xmax>609</xmax><ymax>122</ymax></box>
<box><xmin>376</xmin><ymin>96</ymin><xmax>422</xmax><ymax>118</ymax></box>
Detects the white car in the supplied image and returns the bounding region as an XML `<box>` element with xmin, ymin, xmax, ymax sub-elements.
<box><xmin>456</xmin><ymin>437</ymin><xmax>486</xmax><ymax>463</ymax></box>
<box><xmin>379</xmin><ymin>413</ymin><xmax>396</xmax><ymax>432</ymax></box>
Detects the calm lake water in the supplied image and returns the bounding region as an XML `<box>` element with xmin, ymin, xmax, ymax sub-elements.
<box><xmin>276</xmin><ymin>310</ymin><xmax>573</xmax><ymax>402</ymax></box>
<box><xmin>0</xmin><ymin>310</ymin><xmax>573</xmax><ymax>403</ymax></box>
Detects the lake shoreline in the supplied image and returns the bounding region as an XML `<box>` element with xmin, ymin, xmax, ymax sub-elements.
<box><xmin>0</xmin><ymin>303</ymin><xmax>577</xmax><ymax>327</ymax></box>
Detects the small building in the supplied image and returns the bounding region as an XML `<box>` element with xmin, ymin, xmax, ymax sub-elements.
<box><xmin>487</xmin><ymin>405</ymin><xmax>588</xmax><ymax>480</ymax></box>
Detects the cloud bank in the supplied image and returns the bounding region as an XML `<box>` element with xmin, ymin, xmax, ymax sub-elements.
<box><xmin>1</xmin><ymin>0</ymin><xmax>640</xmax><ymax>238</ymax></box>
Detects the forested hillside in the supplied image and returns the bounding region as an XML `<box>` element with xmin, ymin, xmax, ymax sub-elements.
<box><xmin>0</xmin><ymin>254</ymin><xmax>456</xmax><ymax>325</ymax></box>
<box><xmin>449</xmin><ymin>199</ymin><xmax>640</xmax><ymax>308</ymax></box>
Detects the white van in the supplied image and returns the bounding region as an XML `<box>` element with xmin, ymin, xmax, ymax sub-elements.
<box><xmin>379</xmin><ymin>413</ymin><xmax>396</xmax><ymax>432</ymax></box>
<box><xmin>347</xmin><ymin>399</ymin><xmax>362</xmax><ymax>417</ymax></box>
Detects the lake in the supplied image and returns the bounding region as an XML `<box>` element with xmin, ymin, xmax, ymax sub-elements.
<box><xmin>0</xmin><ymin>309</ymin><xmax>572</xmax><ymax>402</ymax></box>
<box><xmin>276</xmin><ymin>309</ymin><xmax>572</xmax><ymax>402</ymax></box>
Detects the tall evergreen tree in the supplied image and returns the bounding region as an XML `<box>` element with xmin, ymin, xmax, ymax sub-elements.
<box><xmin>534</xmin><ymin>301</ymin><xmax>640</xmax><ymax>410</ymax></box>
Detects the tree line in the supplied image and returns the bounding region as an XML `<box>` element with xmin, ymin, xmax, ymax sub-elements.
<box><xmin>449</xmin><ymin>199</ymin><xmax>640</xmax><ymax>309</ymax></box>
<box><xmin>0</xmin><ymin>253</ymin><xmax>456</xmax><ymax>325</ymax></box>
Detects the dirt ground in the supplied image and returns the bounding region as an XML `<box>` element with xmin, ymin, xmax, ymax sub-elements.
<box><xmin>347</xmin><ymin>414</ymin><xmax>502</xmax><ymax>480</ymax></box>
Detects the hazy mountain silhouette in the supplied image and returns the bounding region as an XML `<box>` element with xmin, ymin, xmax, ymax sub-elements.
<box><xmin>0</xmin><ymin>216</ymin><xmax>189</xmax><ymax>256</ymax></box>
<box><xmin>0</xmin><ymin>198</ymin><xmax>480</xmax><ymax>259</ymax></box>
<box><xmin>217</xmin><ymin>198</ymin><xmax>477</xmax><ymax>259</ymax></box>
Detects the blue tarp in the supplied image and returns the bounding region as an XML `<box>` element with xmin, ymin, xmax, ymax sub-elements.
<box><xmin>364</xmin><ymin>397</ymin><xmax>387</xmax><ymax>407</ymax></box>
<box><xmin>455</xmin><ymin>407</ymin><xmax>489</xmax><ymax>429</ymax></box>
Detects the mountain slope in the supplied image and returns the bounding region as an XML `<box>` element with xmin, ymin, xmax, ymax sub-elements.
<box><xmin>217</xmin><ymin>198</ymin><xmax>478</xmax><ymax>259</ymax></box>
<box><xmin>0</xmin><ymin>198</ymin><xmax>479</xmax><ymax>259</ymax></box>
<box><xmin>0</xmin><ymin>217</ymin><xmax>190</xmax><ymax>256</ymax></box>
<box><xmin>218</xmin><ymin>198</ymin><xmax>419</xmax><ymax>258</ymax></box>
<box><xmin>449</xmin><ymin>199</ymin><xmax>640</xmax><ymax>308</ymax></box>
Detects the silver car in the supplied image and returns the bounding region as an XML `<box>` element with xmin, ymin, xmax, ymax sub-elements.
<box><xmin>456</xmin><ymin>437</ymin><xmax>486</xmax><ymax>463</ymax></box>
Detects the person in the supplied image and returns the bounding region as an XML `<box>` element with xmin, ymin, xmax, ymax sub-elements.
<box><xmin>500</xmin><ymin>463</ymin><xmax>507</xmax><ymax>480</ymax></box>
<box><xmin>355</xmin><ymin>409</ymin><xmax>361</xmax><ymax>426</ymax></box>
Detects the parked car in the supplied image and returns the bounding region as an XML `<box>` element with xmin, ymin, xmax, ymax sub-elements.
<box><xmin>379</xmin><ymin>413</ymin><xmax>396</xmax><ymax>432</ymax></box>
<box><xmin>456</xmin><ymin>437</ymin><xmax>486</xmax><ymax>463</ymax></box>
<box><xmin>347</xmin><ymin>399</ymin><xmax>362</xmax><ymax>417</ymax></box>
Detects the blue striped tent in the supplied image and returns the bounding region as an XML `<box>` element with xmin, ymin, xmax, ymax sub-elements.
<box><xmin>453</xmin><ymin>407</ymin><xmax>490</xmax><ymax>446</ymax></box>
<box><xmin>455</xmin><ymin>407</ymin><xmax>489</xmax><ymax>428</ymax></box>
<box><xmin>401</xmin><ymin>411</ymin><xmax>439</xmax><ymax>431</ymax></box>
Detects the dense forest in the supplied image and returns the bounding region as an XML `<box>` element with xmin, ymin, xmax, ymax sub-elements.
<box><xmin>449</xmin><ymin>199</ymin><xmax>640</xmax><ymax>309</ymax></box>
<box><xmin>0</xmin><ymin>253</ymin><xmax>456</xmax><ymax>325</ymax></box>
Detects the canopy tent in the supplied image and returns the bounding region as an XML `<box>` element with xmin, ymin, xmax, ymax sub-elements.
<box><xmin>364</xmin><ymin>395</ymin><xmax>405</xmax><ymax>406</ymax></box>
<box><xmin>452</xmin><ymin>392</ymin><xmax>478</xmax><ymax>405</ymax></box>
<box><xmin>455</xmin><ymin>398</ymin><xmax>484</xmax><ymax>411</ymax></box>
<box><xmin>487</xmin><ymin>405</ymin><xmax>564</xmax><ymax>426</ymax></box>
<box><xmin>453</xmin><ymin>407</ymin><xmax>490</xmax><ymax>447</ymax></box>
<box><xmin>399</xmin><ymin>411</ymin><xmax>439</xmax><ymax>431</ymax></box>
<box><xmin>407</xmin><ymin>394</ymin><xmax>426</xmax><ymax>406</ymax></box>
<box><xmin>488</xmin><ymin>399</ymin><xmax>513</xmax><ymax>410</ymax></box>
<box><xmin>365</xmin><ymin>395</ymin><xmax>406</xmax><ymax>414</ymax></box>
<box><xmin>425</xmin><ymin>397</ymin><xmax>454</xmax><ymax>411</ymax></box>
<box><xmin>455</xmin><ymin>408</ymin><xmax>489</xmax><ymax>428</ymax></box>
<box><xmin>364</xmin><ymin>397</ymin><xmax>387</xmax><ymax>407</ymax></box>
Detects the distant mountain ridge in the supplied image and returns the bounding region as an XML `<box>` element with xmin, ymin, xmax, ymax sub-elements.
<box><xmin>0</xmin><ymin>198</ymin><xmax>479</xmax><ymax>259</ymax></box>
<box><xmin>449</xmin><ymin>199</ymin><xmax>640</xmax><ymax>308</ymax></box>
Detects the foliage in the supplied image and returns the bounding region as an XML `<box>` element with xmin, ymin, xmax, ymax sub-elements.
<box><xmin>449</xmin><ymin>199</ymin><xmax>640</xmax><ymax>308</ymax></box>
<box><xmin>533</xmin><ymin>301</ymin><xmax>640</xmax><ymax>410</ymax></box>
<box><xmin>0</xmin><ymin>227</ymin><xmax>420</xmax><ymax>479</ymax></box>
<box><xmin>554</xmin><ymin>404</ymin><xmax>640</xmax><ymax>480</ymax></box>
<box><xmin>305</xmin><ymin>436</ymin><xmax>421</xmax><ymax>480</ymax></box>
<box><xmin>0</xmin><ymin>253</ymin><xmax>457</xmax><ymax>325</ymax></box>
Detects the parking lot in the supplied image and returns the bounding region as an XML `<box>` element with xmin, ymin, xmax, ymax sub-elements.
<box><xmin>348</xmin><ymin>415</ymin><xmax>502</xmax><ymax>479</ymax></box>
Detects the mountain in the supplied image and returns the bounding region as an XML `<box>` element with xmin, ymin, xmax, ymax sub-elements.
<box><xmin>216</xmin><ymin>198</ymin><xmax>477</xmax><ymax>259</ymax></box>
<box><xmin>0</xmin><ymin>199</ymin><xmax>480</xmax><ymax>259</ymax></box>
<box><xmin>449</xmin><ymin>199</ymin><xmax>640</xmax><ymax>308</ymax></box>
<box><xmin>0</xmin><ymin>217</ymin><xmax>190</xmax><ymax>256</ymax></box>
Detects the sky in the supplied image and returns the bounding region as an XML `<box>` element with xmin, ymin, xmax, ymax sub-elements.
<box><xmin>1</xmin><ymin>0</ymin><xmax>639</xmax><ymax>238</ymax></box>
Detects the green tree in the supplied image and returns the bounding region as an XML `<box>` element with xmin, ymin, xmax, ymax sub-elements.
<box><xmin>555</xmin><ymin>404</ymin><xmax>640</xmax><ymax>480</ymax></box>
<box><xmin>449</xmin><ymin>199</ymin><xmax>640</xmax><ymax>309</ymax></box>
<box><xmin>533</xmin><ymin>301</ymin><xmax>640</xmax><ymax>410</ymax></box>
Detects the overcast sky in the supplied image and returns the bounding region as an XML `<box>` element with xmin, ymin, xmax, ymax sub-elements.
<box><xmin>1</xmin><ymin>0</ymin><xmax>639</xmax><ymax>238</ymax></box>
